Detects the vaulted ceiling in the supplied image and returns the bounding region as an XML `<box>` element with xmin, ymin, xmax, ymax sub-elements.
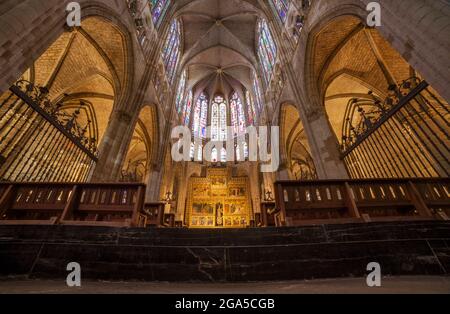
<box><xmin>23</xmin><ymin>16</ymin><xmax>129</xmax><ymax>144</ymax></box>
<box><xmin>173</xmin><ymin>0</ymin><xmax>264</xmax><ymax>97</ymax></box>
<box><xmin>309</xmin><ymin>16</ymin><xmax>413</xmax><ymax>144</ymax></box>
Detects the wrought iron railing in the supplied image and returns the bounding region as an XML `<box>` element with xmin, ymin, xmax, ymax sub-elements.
<box><xmin>0</xmin><ymin>80</ymin><xmax>98</xmax><ymax>182</ymax></box>
<box><xmin>340</xmin><ymin>78</ymin><xmax>449</xmax><ymax>178</ymax></box>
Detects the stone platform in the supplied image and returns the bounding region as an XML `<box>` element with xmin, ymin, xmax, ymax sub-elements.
<box><xmin>0</xmin><ymin>221</ymin><xmax>449</xmax><ymax>282</ymax></box>
<box><xmin>1</xmin><ymin>277</ymin><xmax>450</xmax><ymax>294</ymax></box>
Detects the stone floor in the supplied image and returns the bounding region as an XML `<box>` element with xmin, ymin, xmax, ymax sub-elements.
<box><xmin>0</xmin><ymin>276</ymin><xmax>449</xmax><ymax>294</ymax></box>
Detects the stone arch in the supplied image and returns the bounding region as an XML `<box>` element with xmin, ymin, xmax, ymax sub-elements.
<box><xmin>303</xmin><ymin>0</ymin><xmax>450</xmax><ymax>114</ymax></box>
<box><xmin>279</xmin><ymin>103</ymin><xmax>317</xmax><ymax>180</ymax></box>
<box><xmin>306</xmin><ymin>10</ymin><xmax>448</xmax><ymax>146</ymax></box>
<box><xmin>121</xmin><ymin>104</ymin><xmax>159</xmax><ymax>182</ymax></box>
<box><xmin>0</xmin><ymin>1</ymin><xmax>136</xmax><ymax>105</ymax></box>
<box><xmin>15</xmin><ymin>15</ymin><xmax>135</xmax><ymax>148</ymax></box>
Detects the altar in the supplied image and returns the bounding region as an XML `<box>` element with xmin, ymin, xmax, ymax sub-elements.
<box><xmin>185</xmin><ymin>168</ymin><xmax>253</xmax><ymax>228</ymax></box>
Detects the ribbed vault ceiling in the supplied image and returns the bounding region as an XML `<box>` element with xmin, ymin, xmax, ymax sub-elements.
<box><xmin>174</xmin><ymin>0</ymin><xmax>262</xmax><ymax>96</ymax></box>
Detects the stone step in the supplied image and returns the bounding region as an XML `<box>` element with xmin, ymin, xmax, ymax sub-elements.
<box><xmin>0</xmin><ymin>221</ymin><xmax>449</xmax><ymax>282</ymax></box>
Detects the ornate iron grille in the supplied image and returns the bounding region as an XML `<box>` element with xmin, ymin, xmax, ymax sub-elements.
<box><xmin>0</xmin><ymin>80</ymin><xmax>98</xmax><ymax>182</ymax></box>
<box><xmin>341</xmin><ymin>78</ymin><xmax>449</xmax><ymax>179</ymax></box>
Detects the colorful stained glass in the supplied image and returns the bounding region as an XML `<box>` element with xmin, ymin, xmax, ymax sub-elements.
<box><xmin>175</xmin><ymin>70</ymin><xmax>186</xmax><ymax>114</ymax></box>
<box><xmin>219</xmin><ymin>102</ymin><xmax>227</xmax><ymax>141</ymax></box>
<box><xmin>210</xmin><ymin>95</ymin><xmax>227</xmax><ymax>141</ymax></box>
<box><xmin>230</xmin><ymin>94</ymin><xmax>238</xmax><ymax>137</ymax></box>
<box><xmin>245</xmin><ymin>90</ymin><xmax>255</xmax><ymax>125</ymax></box>
<box><xmin>193</xmin><ymin>92</ymin><xmax>209</xmax><ymax>138</ymax></box>
<box><xmin>184</xmin><ymin>90</ymin><xmax>193</xmax><ymax>125</ymax></box>
<box><xmin>230</xmin><ymin>92</ymin><xmax>246</xmax><ymax>136</ymax></box>
<box><xmin>211</xmin><ymin>148</ymin><xmax>218</xmax><ymax>162</ymax></box>
<box><xmin>199</xmin><ymin>94</ymin><xmax>208</xmax><ymax>138</ymax></box>
<box><xmin>253</xmin><ymin>72</ymin><xmax>263</xmax><ymax>112</ymax></box>
<box><xmin>269</xmin><ymin>0</ymin><xmax>290</xmax><ymax>24</ymax></box>
<box><xmin>220</xmin><ymin>148</ymin><xmax>227</xmax><ymax>163</ymax></box>
<box><xmin>197</xmin><ymin>143</ymin><xmax>203</xmax><ymax>161</ymax></box>
<box><xmin>211</xmin><ymin>102</ymin><xmax>219</xmax><ymax>141</ymax></box>
<box><xmin>150</xmin><ymin>0</ymin><xmax>170</xmax><ymax>28</ymax></box>
<box><xmin>236</xmin><ymin>141</ymin><xmax>249</xmax><ymax>161</ymax></box>
<box><xmin>162</xmin><ymin>19</ymin><xmax>181</xmax><ymax>85</ymax></box>
<box><xmin>257</xmin><ymin>19</ymin><xmax>277</xmax><ymax>85</ymax></box>
<box><xmin>190</xmin><ymin>142</ymin><xmax>195</xmax><ymax>159</ymax></box>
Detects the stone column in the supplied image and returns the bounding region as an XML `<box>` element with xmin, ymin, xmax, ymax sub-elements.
<box><xmin>90</xmin><ymin>110</ymin><xmax>135</xmax><ymax>182</ymax></box>
<box><xmin>303</xmin><ymin>107</ymin><xmax>349</xmax><ymax>179</ymax></box>
<box><xmin>249</xmin><ymin>163</ymin><xmax>262</xmax><ymax>214</ymax></box>
<box><xmin>175</xmin><ymin>168</ymin><xmax>189</xmax><ymax>222</ymax></box>
<box><xmin>145</xmin><ymin>166</ymin><xmax>164</xmax><ymax>203</ymax></box>
<box><xmin>282</xmin><ymin>71</ymin><xmax>349</xmax><ymax>179</ymax></box>
<box><xmin>276</xmin><ymin>162</ymin><xmax>291</xmax><ymax>181</ymax></box>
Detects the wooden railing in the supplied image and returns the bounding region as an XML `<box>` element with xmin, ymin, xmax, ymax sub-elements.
<box><xmin>141</xmin><ymin>202</ymin><xmax>165</xmax><ymax>227</ymax></box>
<box><xmin>1</xmin><ymin>180</ymin><xmax>448</xmax><ymax>228</ymax></box>
<box><xmin>0</xmin><ymin>183</ymin><xmax>148</xmax><ymax>227</ymax></box>
<box><xmin>275</xmin><ymin>179</ymin><xmax>449</xmax><ymax>226</ymax></box>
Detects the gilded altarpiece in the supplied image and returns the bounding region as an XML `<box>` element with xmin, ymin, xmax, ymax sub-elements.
<box><xmin>186</xmin><ymin>168</ymin><xmax>252</xmax><ymax>228</ymax></box>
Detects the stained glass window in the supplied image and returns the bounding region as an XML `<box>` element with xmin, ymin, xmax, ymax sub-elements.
<box><xmin>230</xmin><ymin>92</ymin><xmax>246</xmax><ymax>136</ymax></box>
<box><xmin>193</xmin><ymin>92</ymin><xmax>209</xmax><ymax>138</ymax></box>
<box><xmin>197</xmin><ymin>143</ymin><xmax>203</xmax><ymax>161</ymax></box>
<box><xmin>190</xmin><ymin>142</ymin><xmax>195</xmax><ymax>159</ymax></box>
<box><xmin>184</xmin><ymin>90</ymin><xmax>193</xmax><ymax>125</ymax></box>
<box><xmin>269</xmin><ymin>0</ymin><xmax>290</xmax><ymax>24</ymax></box>
<box><xmin>245</xmin><ymin>90</ymin><xmax>255</xmax><ymax>125</ymax></box>
<box><xmin>230</xmin><ymin>95</ymin><xmax>238</xmax><ymax>136</ymax></box>
<box><xmin>175</xmin><ymin>69</ymin><xmax>186</xmax><ymax>114</ymax></box>
<box><xmin>211</xmin><ymin>148</ymin><xmax>218</xmax><ymax>162</ymax></box>
<box><xmin>221</xmin><ymin>148</ymin><xmax>227</xmax><ymax>163</ymax></box>
<box><xmin>191</xmin><ymin>142</ymin><xmax>203</xmax><ymax>161</ymax></box>
<box><xmin>210</xmin><ymin>96</ymin><xmax>227</xmax><ymax>142</ymax></box>
<box><xmin>253</xmin><ymin>72</ymin><xmax>263</xmax><ymax>112</ymax></box>
<box><xmin>257</xmin><ymin>19</ymin><xmax>277</xmax><ymax>86</ymax></box>
<box><xmin>150</xmin><ymin>0</ymin><xmax>170</xmax><ymax>28</ymax></box>
<box><xmin>219</xmin><ymin>102</ymin><xmax>227</xmax><ymax>141</ymax></box>
<box><xmin>236</xmin><ymin>141</ymin><xmax>249</xmax><ymax>161</ymax></box>
<box><xmin>199</xmin><ymin>94</ymin><xmax>208</xmax><ymax>138</ymax></box>
<box><xmin>162</xmin><ymin>19</ymin><xmax>181</xmax><ymax>85</ymax></box>
<box><xmin>211</xmin><ymin>102</ymin><xmax>219</xmax><ymax>141</ymax></box>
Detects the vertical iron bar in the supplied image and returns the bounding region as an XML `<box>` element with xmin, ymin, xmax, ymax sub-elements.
<box><xmin>41</xmin><ymin>135</ymin><xmax>69</xmax><ymax>182</ymax></box>
<box><xmin>387</xmin><ymin>118</ymin><xmax>427</xmax><ymax>177</ymax></box>
<box><xmin>402</xmin><ymin>104</ymin><xmax>448</xmax><ymax>175</ymax></box>
<box><xmin>372</xmin><ymin>131</ymin><xmax>402</xmax><ymax>178</ymax></box>
<box><xmin>26</xmin><ymin>123</ymin><xmax>57</xmax><ymax>181</ymax></box>
<box><xmin>397</xmin><ymin>108</ymin><xmax>438</xmax><ymax>176</ymax></box>
<box><xmin>363</xmin><ymin>136</ymin><xmax>384</xmax><ymax>178</ymax></box>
